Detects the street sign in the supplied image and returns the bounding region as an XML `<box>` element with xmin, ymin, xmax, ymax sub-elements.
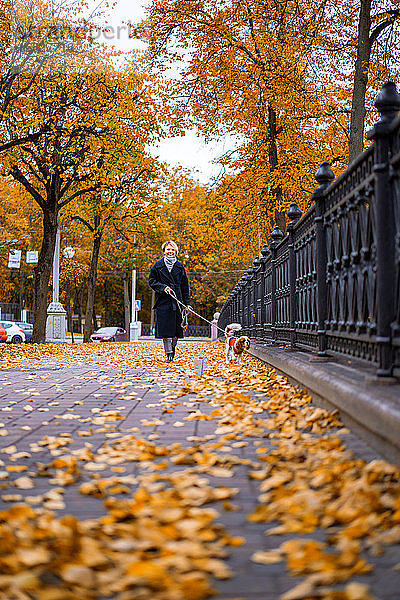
<box><xmin>63</xmin><ymin>247</ymin><xmax>75</xmax><ymax>258</ymax></box>
<box><xmin>26</xmin><ymin>251</ymin><xmax>39</xmax><ymax>264</ymax></box>
<box><xmin>134</xmin><ymin>300</ymin><xmax>141</xmax><ymax>311</ymax></box>
<box><xmin>8</xmin><ymin>249</ymin><xmax>22</xmax><ymax>268</ymax></box>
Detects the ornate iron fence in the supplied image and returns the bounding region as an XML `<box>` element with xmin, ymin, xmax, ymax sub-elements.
<box><xmin>218</xmin><ymin>82</ymin><xmax>400</xmax><ymax>378</ymax></box>
<box><xmin>141</xmin><ymin>323</ymin><xmax>211</xmax><ymax>337</ymax></box>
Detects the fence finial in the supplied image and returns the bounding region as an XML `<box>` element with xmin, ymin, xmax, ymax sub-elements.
<box><xmin>374</xmin><ymin>81</ymin><xmax>400</xmax><ymax>124</ymax></box>
<box><xmin>253</xmin><ymin>256</ymin><xmax>261</xmax><ymax>269</ymax></box>
<box><xmin>270</xmin><ymin>225</ymin><xmax>284</xmax><ymax>245</ymax></box>
<box><xmin>315</xmin><ymin>162</ymin><xmax>335</xmax><ymax>187</ymax></box>
<box><xmin>287</xmin><ymin>202</ymin><xmax>302</xmax><ymax>227</ymax></box>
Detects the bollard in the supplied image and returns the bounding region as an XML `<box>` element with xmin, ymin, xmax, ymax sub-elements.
<box><xmin>211</xmin><ymin>312</ymin><xmax>220</xmax><ymax>340</ymax></box>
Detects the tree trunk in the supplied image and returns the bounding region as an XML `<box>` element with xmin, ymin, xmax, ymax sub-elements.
<box><xmin>104</xmin><ymin>278</ymin><xmax>110</xmax><ymax>325</ymax></box>
<box><xmin>348</xmin><ymin>0</ymin><xmax>371</xmax><ymax>164</ymax></box>
<box><xmin>92</xmin><ymin>306</ymin><xmax>97</xmax><ymax>331</ymax></box>
<box><xmin>74</xmin><ymin>284</ymin><xmax>83</xmax><ymax>333</ymax></box>
<box><xmin>31</xmin><ymin>210</ymin><xmax>58</xmax><ymax>343</ymax></box>
<box><xmin>66</xmin><ymin>293</ymin><xmax>74</xmax><ymax>343</ymax></box>
<box><xmin>123</xmin><ymin>274</ymin><xmax>130</xmax><ymax>334</ymax></box>
<box><xmin>268</xmin><ymin>106</ymin><xmax>286</xmax><ymax>232</ymax></box>
<box><xmin>83</xmin><ymin>230</ymin><xmax>103</xmax><ymax>342</ymax></box>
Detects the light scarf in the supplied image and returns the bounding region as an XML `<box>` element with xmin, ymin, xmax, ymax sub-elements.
<box><xmin>164</xmin><ymin>256</ymin><xmax>177</xmax><ymax>272</ymax></box>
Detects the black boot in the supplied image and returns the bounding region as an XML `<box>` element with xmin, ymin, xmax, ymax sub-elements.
<box><xmin>166</xmin><ymin>352</ymin><xmax>174</xmax><ymax>362</ymax></box>
<box><xmin>171</xmin><ymin>347</ymin><xmax>175</xmax><ymax>359</ymax></box>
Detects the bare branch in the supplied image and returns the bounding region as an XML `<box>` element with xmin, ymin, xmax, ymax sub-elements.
<box><xmin>370</xmin><ymin>10</ymin><xmax>400</xmax><ymax>47</ymax></box>
<box><xmin>10</xmin><ymin>164</ymin><xmax>46</xmax><ymax>210</ymax></box>
<box><xmin>70</xmin><ymin>215</ymin><xmax>95</xmax><ymax>232</ymax></box>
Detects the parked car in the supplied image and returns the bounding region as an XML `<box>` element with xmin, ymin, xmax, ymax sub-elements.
<box><xmin>0</xmin><ymin>321</ymin><xmax>26</xmax><ymax>343</ymax></box>
<box><xmin>90</xmin><ymin>326</ymin><xmax>126</xmax><ymax>342</ymax></box>
<box><xmin>0</xmin><ymin>324</ymin><xmax>7</xmax><ymax>342</ymax></box>
<box><xmin>14</xmin><ymin>322</ymin><xmax>33</xmax><ymax>342</ymax></box>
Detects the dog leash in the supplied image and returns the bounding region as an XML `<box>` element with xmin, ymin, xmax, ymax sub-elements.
<box><xmin>167</xmin><ymin>289</ymin><xmax>251</xmax><ymax>357</ymax></box>
<box><xmin>166</xmin><ymin>289</ymin><xmax>227</xmax><ymax>335</ymax></box>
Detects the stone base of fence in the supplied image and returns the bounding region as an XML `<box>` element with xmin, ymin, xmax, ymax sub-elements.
<box><xmin>249</xmin><ymin>342</ymin><xmax>400</xmax><ymax>465</ymax></box>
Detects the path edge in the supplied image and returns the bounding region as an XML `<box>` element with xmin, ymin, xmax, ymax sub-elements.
<box><xmin>249</xmin><ymin>343</ymin><xmax>400</xmax><ymax>465</ymax></box>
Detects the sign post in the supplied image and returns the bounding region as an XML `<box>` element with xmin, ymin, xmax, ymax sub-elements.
<box><xmin>129</xmin><ymin>268</ymin><xmax>141</xmax><ymax>341</ymax></box>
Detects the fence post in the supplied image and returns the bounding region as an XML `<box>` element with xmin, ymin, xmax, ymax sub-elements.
<box><xmin>313</xmin><ymin>162</ymin><xmax>335</xmax><ymax>356</ymax></box>
<box><xmin>246</xmin><ymin>267</ymin><xmax>254</xmax><ymax>335</ymax></box>
<box><xmin>366</xmin><ymin>82</ymin><xmax>400</xmax><ymax>376</ymax></box>
<box><xmin>287</xmin><ymin>202</ymin><xmax>302</xmax><ymax>348</ymax></box>
<box><xmin>253</xmin><ymin>256</ymin><xmax>261</xmax><ymax>337</ymax></box>
<box><xmin>270</xmin><ymin>225</ymin><xmax>284</xmax><ymax>343</ymax></box>
<box><xmin>230</xmin><ymin>288</ymin><xmax>236</xmax><ymax>324</ymax></box>
<box><xmin>241</xmin><ymin>275</ymin><xmax>247</xmax><ymax>332</ymax></box>
<box><xmin>240</xmin><ymin>277</ymin><xmax>245</xmax><ymax>330</ymax></box>
<box><xmin>259</xmin><ymin>243</ymin><xmax>269</xmax><ymax>339</ymax></box>
<box><xmin>238</xmin><ymin>277</ymin><xmax>244</xmax><ymax>327</ymax></box>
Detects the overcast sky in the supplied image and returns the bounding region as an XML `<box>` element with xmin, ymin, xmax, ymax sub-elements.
<box><xmin>81</xmin><ymin>0</ymin><xmax>233</xmax><ymax>186</ymax></box>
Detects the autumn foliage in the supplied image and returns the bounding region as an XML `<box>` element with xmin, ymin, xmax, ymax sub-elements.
<box><xmin>139</xmin><ymin>0</ymin><xmax>400</xmax><ymax>247</ymax></box>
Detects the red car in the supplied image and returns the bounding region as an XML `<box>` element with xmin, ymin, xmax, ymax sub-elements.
<box><xmin>0</xmin><ymin>325</ymin><xmax>7</xmax><ymax>342</ymax></box>
<box><xmin>90</xmin><ymin>327</ymin><xmax>126</xmax><ymax>342</ymax></box>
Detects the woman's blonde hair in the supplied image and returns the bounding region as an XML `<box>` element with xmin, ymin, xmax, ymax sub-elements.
<box><xmin>162</xmin><ymin>240</ymin><xmax>179</xmax><ymax>254</ymax></box>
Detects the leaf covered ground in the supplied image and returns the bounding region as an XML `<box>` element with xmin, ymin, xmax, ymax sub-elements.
<box><xmin>0</xmin><ymin>341</ymin><xmax>399</xmax><ymax>600</ymax></box>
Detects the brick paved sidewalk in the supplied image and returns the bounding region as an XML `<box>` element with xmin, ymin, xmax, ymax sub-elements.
<box><xmin>0</xmin><ymin>341</ymin><xmax>399</xmax><ymax>599</ymax></box>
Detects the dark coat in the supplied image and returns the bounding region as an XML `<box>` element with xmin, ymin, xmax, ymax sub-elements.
<box><xmin>148</xmin><ymin>259</ymin><xmax>190</xmax><ymax>338</ymax></box>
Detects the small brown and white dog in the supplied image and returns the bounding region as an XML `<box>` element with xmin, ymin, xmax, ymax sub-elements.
<box><xmin>224</xmin><ymin>323</ymin><xmax>251</xmax><ymax>364</ymax></box>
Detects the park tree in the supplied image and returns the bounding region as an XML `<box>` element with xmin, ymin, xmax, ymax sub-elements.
<box><xmin>68</xmin><ymin>209</ymin><xmax>104</xmax><ymax>341</ymax></box>
<box><xmin>347</xmin><ymin>0</ymin><xmax>400</xmax><ymax>162</ymax></box>
<box><xmin>306</xmin><ymin>0</ymin><xmax>400</xmax><ymax>162</ymax></box>
<box><xmin>0</xmin><ymin>0</ymin><xmax>101</xmax><ymax>153</ymax></box>
<box><xmin>0</xmin><ymin>55</ymin><xmax>159</xmax><ymax>342</ymax></box>
<box><xmin>140</xmin><ymin>0</ymin><xmax>400</xmax><ymax>255</ymax></box>
<box><xmin>59</xmin><ymin>250</ymin><xmax>86</xmax><ymax>341</ymax></box>
<box><xmin>144</xmin><ymin>166</ymin><xmax>248</xmax><ymax>320</ymax></box>
<box><xmin>68</xmin><ymin>161</ymin><xmax>159</xmax><ymax>342</ymax></box>
<box><xmin>138</xmin><ymin>0</ymin><xmax>351</xmax><ymax>242</ymax></box>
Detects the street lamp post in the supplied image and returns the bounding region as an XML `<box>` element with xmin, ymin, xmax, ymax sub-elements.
<box><xmin>46</xmin><ymin>216</ymin><xmax>67</xmax><ymax>342</ymax></box>
<box><xmin>129</xmin><ymin>267</ymin><xmax>141</xmax><ymax>341</ymax></box>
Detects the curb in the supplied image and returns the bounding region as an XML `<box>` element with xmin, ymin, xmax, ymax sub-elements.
<box><xmin>249</xmin><ymin>343</ymin><xmax>400</xmax><ymax>465</ymax></box>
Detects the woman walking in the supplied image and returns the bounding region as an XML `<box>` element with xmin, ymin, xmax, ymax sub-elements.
<box><xmin>148</xmin><ymin>241</ymin><xmax>191</xmax><ymax>362</ymax></box>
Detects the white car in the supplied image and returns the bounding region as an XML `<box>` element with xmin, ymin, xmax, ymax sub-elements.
<box><xmin>0</xmin><ymin>321</ymin><xmax>26</xmax><ymax>344</ymax></box>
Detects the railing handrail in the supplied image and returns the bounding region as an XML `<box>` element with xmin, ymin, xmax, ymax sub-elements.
<box><xmin>324</xmin><ymin>144</ymin><xmax>374</xmax><ymax>197</ymax></box>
